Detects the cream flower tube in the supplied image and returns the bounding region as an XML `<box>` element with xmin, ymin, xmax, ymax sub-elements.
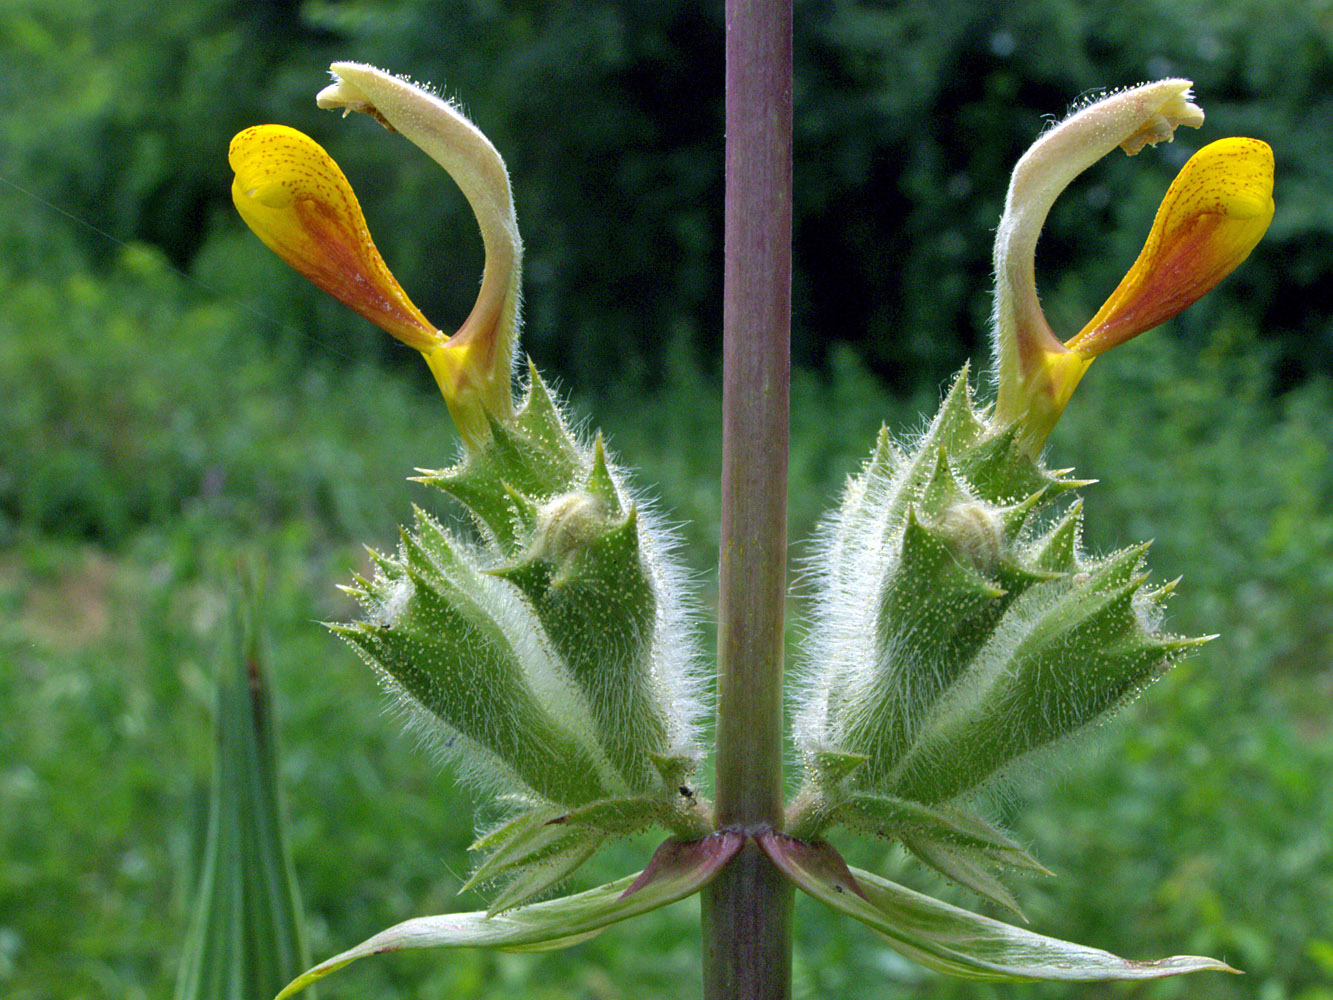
<box><xmin>991</xmin><ymin>80</ymin><xmax>1204</xmax><ymax>447</ymax></box>
<box><xmin>318</xmin><ymin>62</ymin><xmax>523</xmax><ymax>444</ymax></box>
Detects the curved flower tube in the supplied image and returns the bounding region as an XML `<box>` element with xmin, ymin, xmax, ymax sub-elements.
<box><xmin>990</xmin><ymin>80</ymin><xmax>1274</xmax><ymax>451</ymax></box>
<box><xmin>229</xmin><ymin>62</ymin><xmax>523</xmax><ymax>449</ymax></box>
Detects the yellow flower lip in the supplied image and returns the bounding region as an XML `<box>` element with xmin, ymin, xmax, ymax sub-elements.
<box><xmin>1066</xmin><ymin>137</ymin><xmax>1275</xmax><ymax>356</ymax></box>
<box><xmin>228</xmin><ymin>124</ymin><xmax>442</xmax><ymax>353</ymax></box>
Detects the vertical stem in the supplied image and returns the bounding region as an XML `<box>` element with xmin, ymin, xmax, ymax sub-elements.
<box><xmin>714</xmin><ymin>0</ymin><xmax>792</xmax><ymax>843</ymax></box>
<box><xmin>702</xmin><ymin>0</ymin><xmax>793</xmax><ymax>998</ymax></box>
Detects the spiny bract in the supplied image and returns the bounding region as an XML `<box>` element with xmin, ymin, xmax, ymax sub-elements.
<box><xmin>791</xmin><ymin>366</ymin><xmax>1204</xmax><ymax>910</ymax></box>
<box><xmin>337</xmin><ymin>369</ymin><xmax>708</xmax><ymax>912</ymax></box>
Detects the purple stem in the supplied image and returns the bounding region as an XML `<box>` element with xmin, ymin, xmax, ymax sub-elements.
<box><xmin>701</xmin><ymin>0</ymin><xmax>794</xmax><ymax>996</ymax></box>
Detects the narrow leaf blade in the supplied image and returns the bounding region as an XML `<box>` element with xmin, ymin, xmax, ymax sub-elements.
<box><xmin>758</xmin><ymin>832</ymin><xmax>1236</xmax><ymax>983</ymax></box>
<box><xmin>275</xmin><ymin>832</ymin><xmax>742</xmax><ymax>999</ymax></box>
<box><xmin>176</xmin><ymin>579</ymin><xmax>309</xmax><ymax>1000</ymax></box>
<box><xmin>899</xmin><ymin>833</ymin><xmax>1026</xmax><ymax>919</ymax></box>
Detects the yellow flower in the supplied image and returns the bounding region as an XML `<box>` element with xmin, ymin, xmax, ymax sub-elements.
<box><xmin>1067</xmin><ymin>137</ymin><xmax>1274</xmax><ymax>356</ymax></box>
<box><xmin>229</xmin><ymin>124</ymin><xmax>441</xmax><ymax>352</ymax></box>
<box><xmin>229</xmin><ymin>62</ymin><xmax>522</xmax><ymax>449</ymax></box>
<box><xmin>990</xmin><ymin>81</ymin><xmax>1274</xmax><ymax>451</ymax></box>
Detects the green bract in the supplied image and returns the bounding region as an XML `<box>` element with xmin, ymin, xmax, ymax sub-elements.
<box><xmin>788</xmin><ymin>367</ymin><xmax>1205</xmax><ymax>908</ymax></box>
<box><xmin>337</xmin><ymin>369</ymin><xmax>708</xmax><ymax>910</ymax></box>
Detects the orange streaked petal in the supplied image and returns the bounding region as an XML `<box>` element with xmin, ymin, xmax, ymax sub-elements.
<box><xmin>228</xmin><ymin>124</ymin><xmax>442</xmax><ymax>352</ymax></box>
<box><xmin>1067</xmin><ymin>137</ymin><xmax>1274</xmax><ymax>356</ymax></box>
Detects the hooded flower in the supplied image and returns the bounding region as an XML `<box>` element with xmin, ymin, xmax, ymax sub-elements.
<box><xmin>990</xmin><ymin>80</ymin><xmax>1274</xmax><ymax>450</ymax></box>
<box><xmin>229</xmin><ymin>62</ymin><xmax>523</xmax><ymax>449</ymax></box>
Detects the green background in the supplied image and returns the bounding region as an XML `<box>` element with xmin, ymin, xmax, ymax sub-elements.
<box><xmin>2</xmin><ymin>0</ymin><xmax>1331</xmax><ymax>997</ymax></box>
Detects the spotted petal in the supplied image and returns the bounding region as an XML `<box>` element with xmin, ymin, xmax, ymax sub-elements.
<box><xmin>1068</xmin><ymin>137</ymin><xmax>1275</xmax><ymax>355</ymax></box>
<box><xmin>229</xmin><ymin>124</ymin><xmax>441</xmax><ymax>352</ymax></box>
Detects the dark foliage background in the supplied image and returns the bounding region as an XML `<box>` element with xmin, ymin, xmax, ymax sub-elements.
<box><xmin>2</xmin><ymin>1</ymin><xmax>1331</xmax><ymax>998</ymax></box>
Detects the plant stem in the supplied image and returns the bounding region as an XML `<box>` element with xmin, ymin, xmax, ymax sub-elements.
<box><xmin>701</xmin><ymin>0</ymin><xmax>793</xmax><ymax>997</ymax></box>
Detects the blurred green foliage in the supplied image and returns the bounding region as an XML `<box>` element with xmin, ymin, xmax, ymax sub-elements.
<box><xmin>175</xmin><ymin>575</ymin><xmax>309</xmax><ymax>1000</ymax></box>
<box><xmin>2</xmin><ymin>0</ymin><xmax>1331</xmax><ymax>998</ymax></box>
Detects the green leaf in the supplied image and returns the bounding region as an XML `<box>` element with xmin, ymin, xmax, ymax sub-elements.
<box><xmin>799</xmin><ymin>790</ymin><xmax>1047</xmax><ymax>918</ymax></box>
<box><xmin>758</xmin><ymin>832</ymin><xmax>1236</xmax><ymax>983</ymax></box>
<box><xmin>555</xmin><ymin>794</ymin><xmax>671</xmax><ymax>834</ymax></box>
<box><xmin>494</xmin><ymin>500</ymin><xmax>671</xmax><ymax>791</ymax></box>
<box><xmin>831</xmin><ymin>508</ymin><xmax>1009</xmax><ymax>784</ymax></box>
<box><xmin>898</xmin><ymin>833</ymin><xmax>1026</xmax><ymax>919</ymax></box>
<box><xmin>886</xmin><ymin>545</ymin><xmax>1193</xmax><ymax>804</ymax></box>
<box><xmin>469</xmin><ymin>805</ymin><xmax>565</xmax><ymax>854</ymax></box>
<box><xmin>927</xmin><ymin>364</ymin><xmax>987</xmax><ymax>453</ymax></box>
<box><xmin>462</xmin><ymin>818</ymin><xmax>585</xmax><ymax>891</ymax></box>
<box><xmin>833</xmin><ymin>792</ymin><xmax>1046</xmax><ymax>871</ymax></box>
<box><xmin>415</xmin><ymin>368</ymin><xmax>584</xmax><ymax>551</ymax></box>
<box><xmin>584</xmin><ymin>433</ymin><xmax>624</xmax><ymax>513</ymax></box>
<box><xmin>176</xmin><ymin>580</ymin><xmax>309</xmax><ymax>1000</ymax></box>
<box><xmin>484</xmin><ymin>832</ymin><xmax>606</xmax><ymax>915</ymax></box>
<box><xmin>274</xmin><ymin>833</ymin><xmax>743</xmax><ymax>999</ymax></box>
<box><xmin>335</xmin><ymin>514</ymin><xmax>621</xmax><ymax>806</ymax></box>
<box><xmin>1030</xmin><ymin>498</ymin><xmax>1084</xmax><ymax>574</ymax></box>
